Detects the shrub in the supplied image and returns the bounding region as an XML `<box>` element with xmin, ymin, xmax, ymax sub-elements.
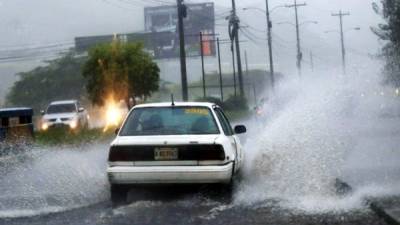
<box><xmin>194</xmin><ymin>96</ymin><xmax>224</xmax><ymax>107</ymax></box>
<box><xmin>223</xmin><ymin>95</ymin><xmax>248</xmax><ymax>111</ymax></box>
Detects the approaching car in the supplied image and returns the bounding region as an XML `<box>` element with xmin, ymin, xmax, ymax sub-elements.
<box><xmin>107</xmin><ymin>102</ymin><xmax>247</xmax><ymax>202</ymax></box>
<box><xmin>41</xmin><ymin>100</ymin><xmax>88</xmax><ymax>131</ymax></box>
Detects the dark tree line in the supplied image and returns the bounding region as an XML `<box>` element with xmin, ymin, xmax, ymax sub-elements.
<box><xmin>372</xmin><ymin>0</ymin><xmax>400</xmax><ymax>86</ymax></box>
<box><xmin>6</xmin><ymin>41</ymin><xmax>160</xmax><ymax>112</ymax></box>
<box><xmin>6</xmin><ymin>53</ymin><xmax>86</xmax><ymax>111</ymax></box>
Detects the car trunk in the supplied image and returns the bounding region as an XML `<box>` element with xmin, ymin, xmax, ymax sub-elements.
<box><xmin>109</xmin><ymin>135</ymin><xmax>226</xmax><ymax>163</ymax></box>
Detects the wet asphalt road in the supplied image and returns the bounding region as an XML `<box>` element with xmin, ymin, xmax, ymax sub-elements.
<box><xmin>0</xmin><ymin>201</ymin><xmax>387</xmax><ymax>225</ymax></box>
<box><xmin>0</xmin><ymin>128</ymin><xmax>396</xmax><ymax>225</ymax></box>
<box><xmin>0</xmin><ymin>183</ymin><xmax>388</xmax><ymax>225</ymax></box>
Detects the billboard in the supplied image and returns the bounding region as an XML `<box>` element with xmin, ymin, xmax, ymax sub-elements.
<box><xmin>75</xmin><ymin>35</ymin><xmax>114</xmax><ymax>53</ymax></box>
<box><xmin>74</xmin><ymin>2</ymin><xmax>215</xmax><ymax>59</ymax></box>
<box><xmin>144</xmin><ymin>2</ymin><xmax>216</xmax><ymax>59</ymax></box>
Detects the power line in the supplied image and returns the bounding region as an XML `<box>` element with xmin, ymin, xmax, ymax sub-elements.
<box><xmin>0</xmin><ymin>43</ymin><xmax>73</xmax><ymax>54</ymax></box>
<box><xmin>239</xmin><ymin>28</ymin><xmax>263</xmax><ymax>45</ymax></box>
<box><xmin>100</xmin><ymin>0</ymin><xmax>138</xmax><ymax>10</ymax></box>
<box><xmin>0</xmin><ymin>51</ymin><xmax>70</xmax><ymax>63</ymax></box>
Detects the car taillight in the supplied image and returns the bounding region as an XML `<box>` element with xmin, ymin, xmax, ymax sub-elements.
<box><xmin>108</xmin><ymin>144</ymin><xmax>225</xmax><ymax>162</ymax></box>
<box><xmin>108</xmin><ymin>146</ymin><xmax>123</xmax><ymax>162</ymax></box>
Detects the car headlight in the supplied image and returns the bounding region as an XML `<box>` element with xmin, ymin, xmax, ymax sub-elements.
<box><xmin>69</xmin><ymin>120</ymin><xmax>78</xmax><ymax>129</ymax></box>
<box><xmin>41</xmin><ymin>123</ymin><xmax>49</xmax><ymax>131</ymax></box>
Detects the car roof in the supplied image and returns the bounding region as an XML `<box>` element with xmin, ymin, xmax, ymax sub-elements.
<box><xmin>134</xmin><ymin>102</ymin><xmax>217</xmax><ymax>108</ymax></box>
<box><xmin>49</xmin><ymin>100</ymin><xmax>78</xmax><ymax>105</ymax></box>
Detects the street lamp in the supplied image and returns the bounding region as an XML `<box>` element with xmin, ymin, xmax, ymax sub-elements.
<box><xmin>242</xmin><ymin>7</ymin><xmax>265</xmax><ymax>13</ymax></box>
<box><xmin>277</xmin><ymin>20</ymin><xmax>318</xmax><ymax>26</ymax></box>
<box><xmin>242</xmin><ymin>5</ymin><xmax>285</xmax><ymax>14</ymax></box>
<box><xmin>301</xmin><ymin>21</ymin><xmax>318</xmax><ymax>26</ymax></box>
<box><xmin>270</xmin><ymin>5</ymin><xmax>286</xmax><ymax>13</ymax></box>
<box><xmin>324</xmin><ymin>27</ymin><xmax>360</xmax><ymax>34</ymax></box>
<box><xmin>324</xmin><ymin>26</ymin><xmax>360</xmax><ymax>75</ymax></box>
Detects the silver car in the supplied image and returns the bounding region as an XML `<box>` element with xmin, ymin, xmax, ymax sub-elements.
<box><xmin>40</xmin><ymin>100</ymin><xmax>89</xmax><ymax>131</ymax></box>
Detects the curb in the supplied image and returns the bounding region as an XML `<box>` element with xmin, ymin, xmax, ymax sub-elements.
<box><xmin>370</xmin><ymin>201</ymin><xmax>400</xmax><ymax>225</ymax></box>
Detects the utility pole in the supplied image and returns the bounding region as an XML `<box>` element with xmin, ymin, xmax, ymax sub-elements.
<box><xmin>245</xmin><ymin>50</ymin><xmax>249</xmax><ymax>77</ymax></box>
<box><xmin>245</xmin><ymin>50</ymin><xmax>249</xmax><ymax>93</ymax></box>
<box><xmin>229</xmin><ymin>0</ymin><xmax>244</xmax><ymax>97</ymax></box>
<box><xmin>265</xmin><ymin>0</ymin><xmax>275</xmax><ymax>89</ymax></box>
<box><xmin>244</xmin><ymin>51</ymin><xmax>257</xmax><ymax>105</ymax></box>
<box><xmin>332</xmin><ymin>10</ymin><xmax>350</xmax><ymax>75</ymax></box>
<box><xmin>177</xmin><ymin>0</ymin><xmax>188</xmax><ymax>101</ymax></box>
<box><xmin>231</xmin><ymin>40</ymin><xmax>237</xmax><ymax>96</ymax></box>
<box><xmin>310</xmin><ymin>51</ymin><xmax>314</xmax><ymax>72</ymax></box>
<box><xmin>245</xmin><ymin>51</ymin><xmax>257</xmax><ymax>104</ymax></box>
<box><xmin>217</xmin><ymin>38</ymin><xmax>224</xmax><ymax>101</ymax></box>
<box><xmin>286</xmin><ymin>0</ymin><xmax>306</xmax><ymax>77</ymax></box>
<box><xmin>200</xmin><ymin>32</ymin><xmax>206</xmax><ymax>98</ymax></box>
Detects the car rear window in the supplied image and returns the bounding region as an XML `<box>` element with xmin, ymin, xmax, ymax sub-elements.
<box><xmin>119</xmin><ymin>106</ymin><xmax>220</xmax><ymax>136</ymax></box>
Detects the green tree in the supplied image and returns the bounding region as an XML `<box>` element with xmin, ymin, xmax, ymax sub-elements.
<box><xmin>372</xmin><ymin>0</ymin><xmax>400</xmax><ymax>86</ymax></box>
<box><xmin>6</xmin><ymin>53</ymin><xmax>86</xmax><ymax>111</ymax></box>
<box><xmin>82</xmin><ymin>40</ymin><xmax>160</xmax><ymax>106</ymax></box>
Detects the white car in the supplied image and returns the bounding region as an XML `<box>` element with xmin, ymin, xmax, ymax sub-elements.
<box><xmin>107</xmin><ymin>102</ymin><xmax>246</xmax><ymax>202</ymax></box>
<box><xmin>41</xmin><ymin>100</ymin><xmax>89</xmax><ymax>131</ymax></box>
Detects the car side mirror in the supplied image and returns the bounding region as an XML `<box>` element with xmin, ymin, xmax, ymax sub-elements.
<box><xmin>40</xmin><ymin>110</ymin><xmax>45</xmax><ymax>115</ymax></box>
<box><xmin>78</xmin><ymin>107</ymin><xmax>85</xmax><ymax>112</ymax></box>
<box><xmin>114</xmin><ymin>128</ymin><xmax>120</xmax><ymax>135</ymax></box>
<box><xmin>234</xmin><ymin>125</ymin><xmax>247</xmax><ymax>134</ymax></box>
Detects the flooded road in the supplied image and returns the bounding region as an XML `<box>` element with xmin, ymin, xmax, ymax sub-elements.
<box><xmin>1</xmin><ymin>72</ymin><xmax>399</xmax><ymax>224</ymax></box>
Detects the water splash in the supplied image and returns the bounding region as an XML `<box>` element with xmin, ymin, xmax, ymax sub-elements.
<box><xmin>0</xmin><ymin>143</ymin><xmax>109</xmax><ymax>218</ymax></box>
<box><xmin>235</xmin><ymin>65</ymin><xmax>400</xmax><ymax>213</ymax></box>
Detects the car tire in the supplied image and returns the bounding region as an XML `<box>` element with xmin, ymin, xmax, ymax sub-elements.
<box><xmin>221</xmin><ymin>172</ymin><xmax>239</xmax><ymax>201</ymax></box>
<box><xmin>110</xmin><ymin>184</ymin><xmax>128</xmax><ymax>205</ymax></box>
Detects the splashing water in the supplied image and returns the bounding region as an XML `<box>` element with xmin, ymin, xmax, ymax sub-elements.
<box><xmin>1</xmin><ymin>64</ymin><xmax>399</xmax><ymax>218</ymax></box>
<box><xmin>0</xmin><ymin>143</ymin><xmax>109</xmax><ymax>218</ymax></box>
<box><xmin>235</xmin><ymin>66</ymin><xmax>400</xmax><ymax>213</ymax></box>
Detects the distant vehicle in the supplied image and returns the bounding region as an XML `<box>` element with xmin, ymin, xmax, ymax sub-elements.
<box><xmin>0</xmin><ymin>107</ymin><xmax>34</xmax><ymax>143</ymax></box>
<box><xmin>107</xmin><ymin>102</ymin><xmax>247</xmax><ymax>202</ymax></box>
<box><xmin>40</xmin><ymin>100</ymin><xmax>88</xmax><ymax>131</ymax></box>
<box><xmin>254</xmin><ymin>97</ymin><xmax>268</xmax><ymax>122</ymax></box>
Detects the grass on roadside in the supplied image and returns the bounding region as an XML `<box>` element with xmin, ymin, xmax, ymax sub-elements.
<box><xmin>35</xmin><ymin>127</ymin><xmax>115</xmax><ymax>146</ymax></box>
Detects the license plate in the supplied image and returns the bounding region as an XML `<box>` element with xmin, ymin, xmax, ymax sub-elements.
<box><xmin>154</xmin><ymin>147</ymin><xmax>178</xmax><ymax>160</ymax></box>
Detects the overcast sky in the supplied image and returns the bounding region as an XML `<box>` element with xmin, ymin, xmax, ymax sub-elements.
<box><xmin>0</xmin><ymin>0</ymin><xmax>382</xmax><ymax>51</ymax></box>
<box><xmin>0</xmin><ymin>0</ymin><xmax>384</xmax><ymax>103</ymax></box>
<box><xmin>0</xmin><ymin>0</ymin><xmax>382</xmax><ymax>46</ymax></box>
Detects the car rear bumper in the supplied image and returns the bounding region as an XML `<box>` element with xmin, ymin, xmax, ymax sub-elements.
<box><xmin>107</xmin><ymin>162</ymin><xmax>233</xmax><ymax>184</ymax></box>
